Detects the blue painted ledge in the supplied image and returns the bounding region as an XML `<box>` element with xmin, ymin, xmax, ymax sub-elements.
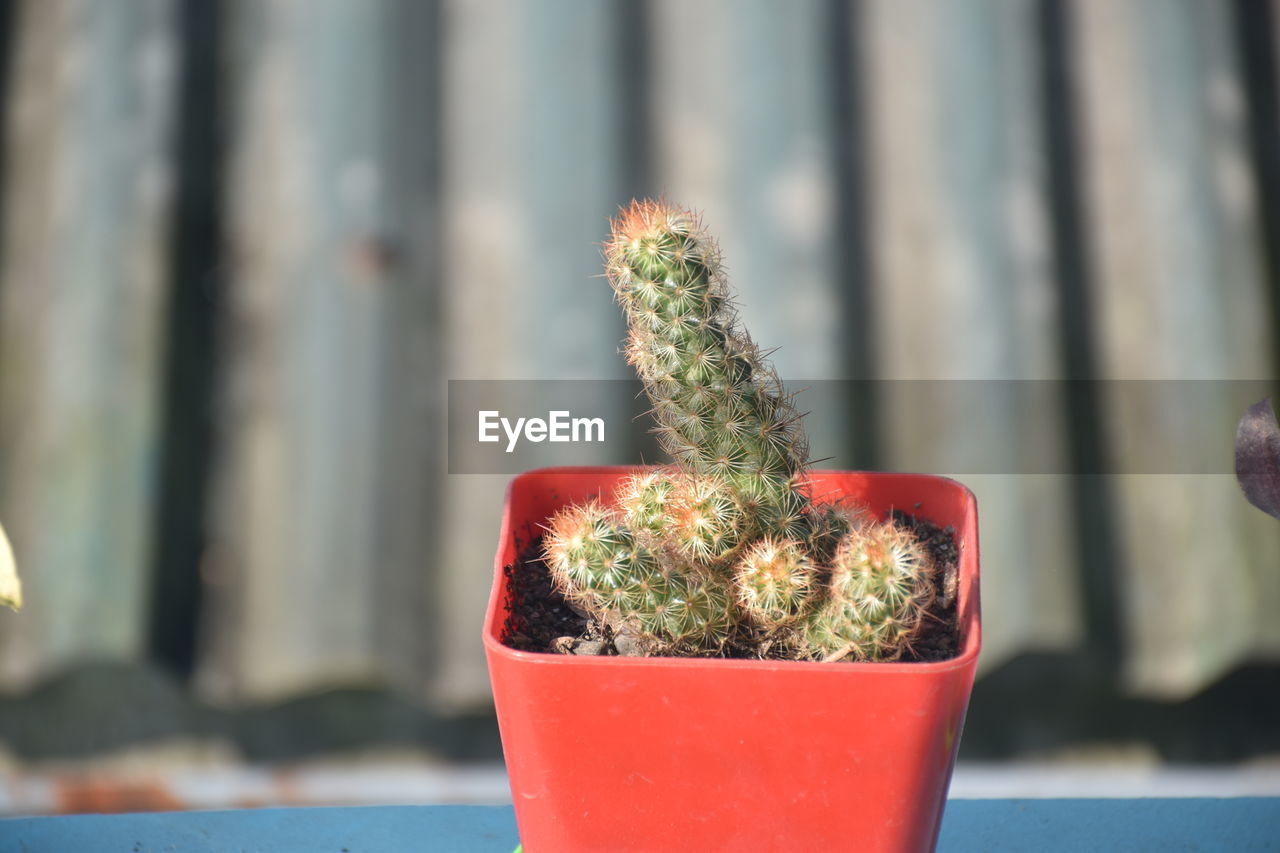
<box><xmin>2</xmin><ymin>799</ymin><xmax>1277</xmax><ymax>852</ymax></box>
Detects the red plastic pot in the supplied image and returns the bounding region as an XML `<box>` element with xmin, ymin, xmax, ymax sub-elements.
<box><xmin>484</xmin><ymin>466</ymin><xmax>981</xmax><ymax>853</ymax></box>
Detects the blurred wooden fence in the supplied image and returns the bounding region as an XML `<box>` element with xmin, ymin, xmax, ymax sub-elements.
<box><xmin>0</xmin><ymin>0</ymin><xmax>1277</xmax><ymax>720</ymax></box>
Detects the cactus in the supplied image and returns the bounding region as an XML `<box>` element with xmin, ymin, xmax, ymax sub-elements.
<box><xmin>801</xmin><ymin>523</ymin><xmax>935</xmax><ymax>661</ymax></box>
<box><xmin>606</xmin><ymin>199</ymin><xmax>810</xmax><ymax>541</ymax></box>
<box><xmin>734</xmin><ymin>537</ymin><xmax>816</xmax><ymax>630</ymax></box>
<box><xmin>541</xmin><ymin>200</ymin><xmax>938</xmax><ymax>661</ymax></box>
<box><xmin>544</xmin><ymin>500</ymin><xmax>735</xmax><ymax>649</ymax></box>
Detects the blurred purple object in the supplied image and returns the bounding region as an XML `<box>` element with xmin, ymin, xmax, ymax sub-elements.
<box><xmin>1235</xmin><ymin>398</ymin><xmax>1280</xmax><ymax>520</ymax></box>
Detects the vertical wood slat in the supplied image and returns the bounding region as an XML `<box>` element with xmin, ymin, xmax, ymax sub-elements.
<box><xmin>1074</xmin><ymin>0</ymin><xmax>1280</xmax><ymax>696</ymax></box>
<box><xmin>0</xmin><ymin>0</ymin><xmax>178</xmax><ymax>688</ymax></box>
<box><xmin>648</xmin><ymin>0</ymin><xmax>845</xmax><ymax>463</ymax></box>
<box><xmin>197</xmin><ymin>0</ymin><xmax>440</xmax><ymax>704</ymax></box>
<box><xmin>436</xmin><ymin>0</ymin><xmax>631</xmax><ymax>708</ymax></box>
<box><xmin>861</xmin><ymin>0</ymin><xmax>1081</xmax><ymax>672</ymax></box>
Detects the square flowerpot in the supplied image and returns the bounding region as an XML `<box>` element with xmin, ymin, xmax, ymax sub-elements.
<box><xmin>483</xmin><ymin>466</ymin><xmax>981</xmax><ymax>853</ymax></box>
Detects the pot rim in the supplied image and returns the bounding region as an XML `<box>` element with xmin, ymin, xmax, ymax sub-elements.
<box><xmin>483</xmin><ymin>465</ymin><xmax>981</xmax><ymax>676</ymax></box>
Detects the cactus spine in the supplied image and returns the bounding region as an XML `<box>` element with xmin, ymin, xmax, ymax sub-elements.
<box><xmin>542</xmin><ymin>200</ymin><xmax>938</xmax><ymax>661</ymax></box>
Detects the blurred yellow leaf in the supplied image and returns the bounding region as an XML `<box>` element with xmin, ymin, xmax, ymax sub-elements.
<box><xmin>0</xmin><ymin>521</ymin><xmax>19</xmax><ymax>610</ymax></box>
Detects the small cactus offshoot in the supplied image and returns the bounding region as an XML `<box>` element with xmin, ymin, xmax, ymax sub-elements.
<box><xmin>734</xmin><ymin>537</ymin><xmax>816</xmax><ymax>630</ymax></box>
<box><xmin>803</xmin><ymin>524</ymin><xmax>935</xmax><ymax>661</ymax></box>
<box><xmin>544</xmin><ymin>500</ymin><xmax>735</xmax><ymax>650</ymax></box>
<box><xmin>542</xmin><ymin>200</ymin><xmax>940</xmax><ymax>661</ymax></box>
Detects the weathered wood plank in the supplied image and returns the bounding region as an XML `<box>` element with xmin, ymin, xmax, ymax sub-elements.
<box><xmin>196</xmin><ymin>0</ymin><xmax>440</xmax><ymax>704</ymax></box>
<box><xmin>1074</xmin><ymin>0</ymin><xmax>1280</xmax><ymax>695</ymax></box>
<box><xmin>0</xmin><ymin>0</ymin><xmax>178</xmax><ymax>688</ymax></box>
<box><xmin>435</xmin><ymin>0</ymin><xmax>632</xmax><ymax>708</ymax></box>
<box><xmin>860</xmin><ymin>0</ymin><xmax>1081</xmax><ymax>672</ymax></box>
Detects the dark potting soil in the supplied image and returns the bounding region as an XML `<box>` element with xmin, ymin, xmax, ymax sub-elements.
<box><xmin>501</xmin><ymin>512</ymin><xmax>961</xmax><ymax>663</ymax></box>
<box><xmin>501</xmin><ymin>539</ymin><xmax>592</xmax><ymax>654</ymax></box>
<box><xmin>890</xmin><ymin>509</ymin><xmax>960</xmax><ymax>662</ymax></box>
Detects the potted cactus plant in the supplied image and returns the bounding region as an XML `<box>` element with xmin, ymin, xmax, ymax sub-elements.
<box><xmin>483</xmin><ymin>201</ymin><xmax>981</xmax><ymax>853</ymax></box>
